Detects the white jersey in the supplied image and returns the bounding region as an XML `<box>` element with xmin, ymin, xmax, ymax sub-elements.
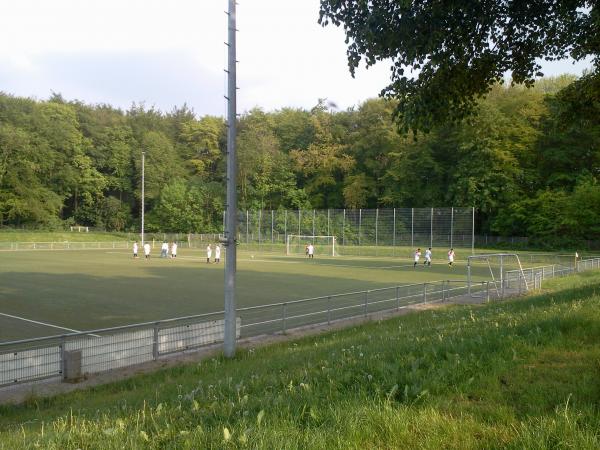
<box><xmin>425</xmin><ymin>249</ymin><xmax>432</xmax><ymax>261</ymax></box>
<box><xmin>448</xmin><ymin>251</ymin><xmax>455</xmax><ymax>262</ymax></box>
<box><xmin>161</xmin><ymin>242</ymin><xmax>168</xmax><ymax>251</ymax></box>
<box><xmin>133</xmin><ymin>243</ymin><xmax>138</xmax><ymax>254</ymax></box>
<box><xmin>171</xmin><ymin>243</ymin><xmax>177</xmax><ymax>255</ymax></box>
<box><xmin>207</xmin><ymin>246</ymin><xmax>212</xmax><ymax>258</ymax></box>
<box><xmin>414</xmin><ymin>251</ymin><xmax>421</xmax><ymax>262</ymax></box>
<box><xmin>308</xmin><ymin>244</ymin><xmax>314</xmax><ymax>255</ymax></box>
<box><xmin>143</xmin><ymin>243</ymin><xmax>151</xmax><ymax>255</ymax></box>
<box><xmin>215</xmin><ymin>246</ymin><xmax>221</xmax><ymax>258</ymax></box>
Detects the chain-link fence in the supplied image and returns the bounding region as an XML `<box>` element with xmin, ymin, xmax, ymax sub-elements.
<box><xmin>234</xmin><ymin>207</ymin><xmax>474</xmax><ymax>256</ymax></box>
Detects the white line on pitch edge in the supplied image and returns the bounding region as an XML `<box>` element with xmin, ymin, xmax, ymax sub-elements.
<box><xmin>0</xmin><ymin>312</ymin><xmax>101</xmax><ymax>337</ymax></box>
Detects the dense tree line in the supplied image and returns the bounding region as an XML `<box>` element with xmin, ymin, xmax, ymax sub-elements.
<box><xmin>0</xmin><ymin>73</ymin><xmax>598</xmax><ymax>245</ymax></box>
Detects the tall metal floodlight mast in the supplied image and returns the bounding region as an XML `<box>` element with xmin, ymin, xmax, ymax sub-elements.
<box><xmin>141</xmin><ymin>151</ymin><xmax>145</xmax><ymax>247</ymax></box>
<box><xmin>223</xmin><ymin>0</ymin><xmax>238</xmax><ymax>358</ymax></box>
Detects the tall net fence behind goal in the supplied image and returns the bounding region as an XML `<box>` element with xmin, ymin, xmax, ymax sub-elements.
<box><xmin>286</xmin><ymin>235</ymin><xmax>336</xmax><ymax>257</ymax></box>
<box><xmin>236</xmin><ymin>207</ymin><xmax>474</xmax><ymax>256</ymax></box>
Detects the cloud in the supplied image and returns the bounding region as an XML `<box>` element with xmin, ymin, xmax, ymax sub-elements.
<box><xmin>0</xmin><ymin>0</ymin><xmax>592</xmax><ymax>117</ymax></box>
<box><xmin>0</xmin><ymin>50</ymin><xmax>224</xmax><ymax>115</ymax></box>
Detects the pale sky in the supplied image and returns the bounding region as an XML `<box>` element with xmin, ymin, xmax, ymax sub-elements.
<box><xmin>0</xmin><ymin>0</ymin><xmax>592</xmax><ymax>117</ymax></box>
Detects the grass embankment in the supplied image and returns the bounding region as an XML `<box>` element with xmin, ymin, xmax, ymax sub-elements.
<box><xmin>1</xmin><ymin>273</ymin><xmax>600</xmax><ymax>449</ymax></box>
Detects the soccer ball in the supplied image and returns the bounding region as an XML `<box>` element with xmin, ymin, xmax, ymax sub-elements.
<box><xmin>251</xmin><ymin>255</ymin><xmax>254</xmax><ymax>259</ymax></box>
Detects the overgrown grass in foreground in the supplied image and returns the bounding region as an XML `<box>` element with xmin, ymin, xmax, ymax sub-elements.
<box><xmin>1</xmin><ymin>274</ymin><xmax>600</xmax><ymax>449</ymax></box>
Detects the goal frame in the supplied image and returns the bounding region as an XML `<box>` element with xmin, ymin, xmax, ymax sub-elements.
<box><xmin>286</xmin><ymin>235</ymin><xmax>337</xmax><ymax>257</ymax></box>
<box><xmin>467</xmin><ymin>253</ymin><xmax>528</xmax><ymax>298</ymax></box>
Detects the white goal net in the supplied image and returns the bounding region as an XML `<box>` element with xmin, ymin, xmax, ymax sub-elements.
<box><xmin>286</xmin><ymin>235</ymin><xmax>337</xmax><ymax>257</ymax></box>
<box><xmin>467</xmin><ymin>253</ymin><xmax>528</xmax><ymax>298</ymax></box>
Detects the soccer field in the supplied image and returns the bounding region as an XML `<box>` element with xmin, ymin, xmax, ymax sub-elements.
<box><xmin>0</xmin><ymin>247</ymin><xmax>501</xmax><ymax>342</ymax></box>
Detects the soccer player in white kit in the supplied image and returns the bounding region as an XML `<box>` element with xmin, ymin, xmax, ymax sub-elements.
<box><xmin>171</xmin><ymin>242</ymin><xmax>177</xmax><ymax>258</ymax></box>
<box><xmin>143</xmin><ymin>242</ymin><xmax>151</xmax><ymax>259</ymax></box>
<box><xmin>424</xmin><ymin>247</ymin><xmax>432</xmax><ymax>266</ymax></box>
<box><xmin>413</xmin><ymin>248</ymin><xmax>421</xmax><ymax>268</ymax></box>
<box><xmin>132</xmin><ymin>241</ymin><xmax>139</xmax><ymax>258</ymax></box>
<box><xmin>160</xmin><ymin>241</ymin><xmax>168</xmax><ymax>258</ymax></box>
<box><xmin>206</xmin><ymin>244</ymin><xmax>212</xmax><ymax>263</ymax></box>
<box><xmin>215</xmin><ymin>244</ymin><xmax>221</xmax><ymax>263</ymax></box>
<box><xmin>308</xmin><ymin>243</ymin><xmax>314</xmax><ymax>259</ymax></box>
<box><xmin>448</xmin><ymin>248</ymin><xmax>455</xmax><ymax>267</ymax></box>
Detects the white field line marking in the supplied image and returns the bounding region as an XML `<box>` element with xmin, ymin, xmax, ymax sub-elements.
<box><xmin>0</xmin><ymin>312</ymin><xmax>101</xmax><ymax>337</ymax></box>
<box><xmin>180</xmin><ymin>256</ymin><xmax>425</xmax><ymax>270</ymax></box>
<box><xmin>107</xmin><ymin>252</ymin><xmax>455</xmax><ymax>270</ymax></box>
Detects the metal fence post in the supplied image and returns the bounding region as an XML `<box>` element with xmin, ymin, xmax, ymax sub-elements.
<box><xmin>358</xmin><ymin>209</ymin><xmax>362</xmax><ymax>252</ymax></box>
<box><xmin>327</xmin><ymin>296</ymin><xmax>331</xmax><ymax>324</ymax></box>
<box><xmin>430</xmin><ymin>207</ymin><xmax>433</xmax><ymax>249</ymax></box>
<box><xmin>284</xmin><ymin>210</ymin><xmax>287</xmax><ymax>246</ymax></box>
<box><xmin>471</xmin><ymin>207</ymin><xmax>475</xmax><ymax>255</ymax></box>
<box><xmin>467</xmin><ymin>262</ymin><xmax>472</xmax><ymax>296</ymax></box>
<box><xmin>450</xmin><ymin>207</ymin><xmax>454</xmax><ymax>249</ymax></box>
<box><xmin>258</xmin><ymin>209</ymin><xmax>262</xmax><ymax>248</ymax></box>
<box><xmin>282</xmin><ymin>303</ymin><xmax>287</xmax><ymax>332</ymax></box>
<box><xmin>486</xmin><ymin>281</ymin><xmax>490</xmax><ymax>302</ymax></box>
<box><xmin>364</xmin><ymin>290</ymin><xmax>368</xmax><ymax>316</ymax></box>
<box><xmin>59</xmin><ymin>336</ymin><xmax>66</xmax><ymax>379</ymax></box>
<box><xmin>342</xmin><ymin>209</ymin><xmax>346</xmax><ymax>246</ymax></box>
<box><xmin>392</xmin><ymin>208</ymin><xmax>396</xmax><ymax>257</ymax></box>
<box><xmin>375</xmin><ymin>208</ymin><xmax>379</xmax><ymax>256</ymax></box>
<box><xmin>423</xmin><ymin>283</ymin><xmax>427</xmax><ymax>303</ymax></box>
<box><xmin>411</xmin><ymin>208</ymin><xmax>414</xmax><ymax>249</ymax></box>
<box><xmin>153</xmin><ymin>323</ymin><xmax>159</xmax><ymax>360</ymax></box>
<box><xmin>396</xmin><ymin>286</ymin><xmax>400</xmax><ymax>310</ymax></box>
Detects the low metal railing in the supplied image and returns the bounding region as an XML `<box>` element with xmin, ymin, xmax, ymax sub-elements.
<box><xmin>0</xmin><ymin>241</ymin><xmax>131</xmax><ymax>251</ymax></box>
<box><xmin>0</xmin><ymin>311</ymin><xmax>227</xmax><ymax>386</ymax></box>
<box><xmin>1</xmin><ymin>258</ymin><xmax>599</xmax><ymax>389</ymax></box>
<box><xmin>0</xmin><ymin>239</ymin><xmax>222</xmax><ymax>251</ymax></box>
<box><xmin>503</xmin><ymin>257</ymin><xmax>600</xmax><ymax>296</ymax></box>
<box><xmin>0</xmin><ymin>278</ymin><xmax>490</xmax><ymax>388</ymax></box>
